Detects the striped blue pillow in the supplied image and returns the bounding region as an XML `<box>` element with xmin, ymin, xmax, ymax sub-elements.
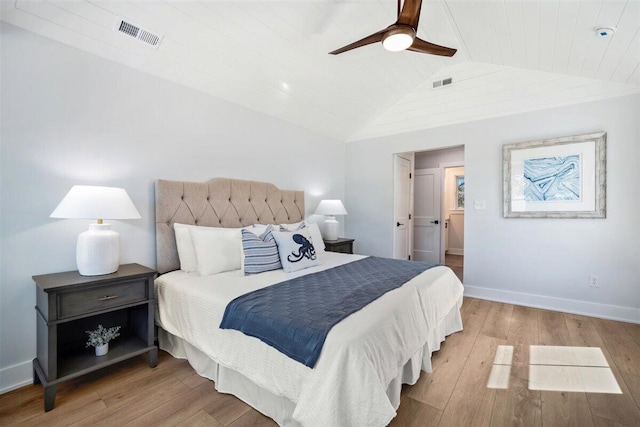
<box><xmin>242</xmin><ymin>225</ymin><xmax>282</xmax><ymax>275</ymax></box>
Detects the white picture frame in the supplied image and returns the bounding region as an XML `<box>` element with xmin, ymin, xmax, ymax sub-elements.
<box><xmin>503</xmin><ymin>132</ymin><xmax>606</xmax><ymax>218</ymax></box>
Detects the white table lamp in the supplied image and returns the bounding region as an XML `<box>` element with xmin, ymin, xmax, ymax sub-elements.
<box><xmin>51</xmin><ymin>185</ymin><xmax>141</xmax><ymax>276</ymax></box>
<box><xmin>315</xmin><ymin>200</ymin><xmax>348</xmax><ymax>241</ymax></box>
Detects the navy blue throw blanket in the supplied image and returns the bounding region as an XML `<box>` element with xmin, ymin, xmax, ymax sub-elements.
<box><xmin>219</xmin><ymin>256</ymin><xmax>437</xmax><ymax>368</ymax></box>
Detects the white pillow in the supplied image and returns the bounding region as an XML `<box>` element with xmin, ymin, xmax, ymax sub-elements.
<box><xmin>173</xmin><ymin>223</ymin><xmax>198</xmax><ymax>273</ymax></box>
<box><xmin>279</xmin><ymin>221</ymin><xmax>325</xmax><ymax>254</ymax></box>
<box><xmin>279</xmin><ymin>220</ymin><xmax>304</xmax><ymax>232</ymax></box>
<box><xmin>189</xmin><ymin>226</ymin><xmax>242</xmax><ymax>276</ymax></box>
<box><xmin>272</xmin><ymin>228</ymin><xmax>321</xmax><ymax>273</ymax></box>
<box><xmin>250</xmin><ymin>224</ymin><xmax>272</xmax><ymax>236</ymax></box>
<box><xmin>305</xmin><ymin>221</ymin><xmax>326</xmax><ymax>253</ymax></box>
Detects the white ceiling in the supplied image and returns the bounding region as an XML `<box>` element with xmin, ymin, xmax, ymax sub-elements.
<box><xmin>2</xmin><ymin>1</ymin><xmax>639</xmax><ymax>142</ymax></box>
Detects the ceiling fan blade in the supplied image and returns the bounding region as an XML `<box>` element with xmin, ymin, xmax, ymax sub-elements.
<box><xmin>408</xmin><ymin>37</ymin><xmax>457</xmax><ymax>57</ymax></box>
<box><xmin>397</xmin><ymin>0</ymin><xmax>423</xmax><ymax>29</ymax></box>
<box><xmin>329</xmin><ymin>29</ymin><xmax>385</xmax><ymax>55</ymax></box>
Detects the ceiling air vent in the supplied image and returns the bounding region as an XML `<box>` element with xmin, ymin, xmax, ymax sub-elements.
<box><xmin>432</xmin><ymin>77</ymin><xmax>453</xmax><ymax>89</ymax></box>
<box><xmin>114</xmin><ymin>18</ymin><xmax>162</xmax><ymax>48</ymax></box>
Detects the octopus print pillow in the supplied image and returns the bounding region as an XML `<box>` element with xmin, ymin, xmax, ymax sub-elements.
<box><xmin>272</xmin><ymin>228</ymin><xmax>321</xmax><ymax>273</ymax></box>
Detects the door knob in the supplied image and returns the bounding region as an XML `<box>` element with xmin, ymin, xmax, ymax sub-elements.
<box><xmin>430</xmin><ymin>220</ymin><xmax>440</xmax><ymax>225</ymax></box>
<box><xmin>396</xmin><ymin>222</ymin><xmax>403</xmax><ymax>227</ymax></box>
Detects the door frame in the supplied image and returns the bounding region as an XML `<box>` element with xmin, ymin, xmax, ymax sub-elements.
<box><xmin>439</xmin><ymin>161</ymin><xmax>465</xmax><ymax>263</ymax></box>
<box><xmin>392</xmin><ymin>153</ymin><xmax>414</xmax><ymax>260</ymax></box>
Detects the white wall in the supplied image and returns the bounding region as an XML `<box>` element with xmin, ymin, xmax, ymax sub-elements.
<box><xmin>346</xmin><ymin>94</ymin><xmax>640</xmax><ymax>323</ymax></box>
<box><xmin>415</xmin><ymin>146</ymin><xmax>464</xmax><ymax>169</ymax></box>
<box><xmin>0</xmin><ymin>23</ymin><xmax>345</xmax><ymax>392</ymax></box>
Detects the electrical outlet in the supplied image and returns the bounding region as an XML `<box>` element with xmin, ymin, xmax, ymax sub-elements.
<box><xmin>589</xmin><ymin>274</ymin><xmax>599</xmax><ymax>288</ymax></box>
<box><xmin>474</xmin><ymin>200</ymin><xmax>486</xmax><ymax>210</ymax></box>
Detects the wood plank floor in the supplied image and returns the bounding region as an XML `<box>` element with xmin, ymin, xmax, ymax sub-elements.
<box><xmin>2</xmin><ymin>298</ymin><xmax>639</xmax><ymax>426</ymax></box>
<box><xmin>445</xmin><ymin>254</ymin><xmax>463</xmax><ymax>282</ymax></box>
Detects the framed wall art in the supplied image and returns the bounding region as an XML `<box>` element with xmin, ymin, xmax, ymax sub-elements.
<box><xmin>503</xmin><ymin>132</ymin><xmax>606</xmax><ymax>218</ymax></box>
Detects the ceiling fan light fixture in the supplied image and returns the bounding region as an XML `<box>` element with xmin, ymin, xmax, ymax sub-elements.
<box><xmin>382</xmin><ymin>27</ymin><xmax>415</xmax><ymax>52</ymax></box>
<box><xmin>328</xmin><ymin>1</ymin><xmax>456</xmax><ymax>57</ymax></box>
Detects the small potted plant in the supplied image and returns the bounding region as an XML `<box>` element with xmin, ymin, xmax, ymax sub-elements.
<box><xmin>86</xmin><ymin>324</ymin><xmax>121</xmax><ymax>356</ymax></box>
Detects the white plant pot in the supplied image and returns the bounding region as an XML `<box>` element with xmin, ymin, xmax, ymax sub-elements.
<box><xmin>95</xmin><ymin>343</ymin><xmax>109</xmax><ymax>356</ymax></box>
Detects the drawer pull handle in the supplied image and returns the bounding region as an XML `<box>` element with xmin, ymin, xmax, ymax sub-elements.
<box><xmin>98</xmin><ymin>295</ymin><xmax>119</xmax><ymax>301</ymax></box>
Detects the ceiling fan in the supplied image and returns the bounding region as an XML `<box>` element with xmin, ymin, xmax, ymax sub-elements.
<box><xmin>329</xmin><ymin>0</ymin><xmax>457</xmax><ymax>57</ymax></box>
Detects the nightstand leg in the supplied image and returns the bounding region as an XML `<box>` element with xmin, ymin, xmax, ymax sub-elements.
<box><xmin>148</xmin><ymin>348</ymin><xmax>158</xmax><ymax>368</ymax></box>
<box><xmin>44</xmin><ymin>385</ymin><xmax>57</xmax><ymax>412</ymax></box>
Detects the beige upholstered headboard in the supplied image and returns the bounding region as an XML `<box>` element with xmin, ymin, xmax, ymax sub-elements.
<box><xmin>155</xmin><ymin>178</ymin><xmax>305</xmax><ymax>274</ymax></box>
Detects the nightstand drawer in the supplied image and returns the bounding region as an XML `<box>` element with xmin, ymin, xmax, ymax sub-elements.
<box><xmin>331</xmin><ymin>243</ymin><xmax>352</xmax><ymax>253</ymax></box>
<box><xmin>323</xmin><ymin>238</ymin><xmax>354</xmax><ymax>254</ymax></box>
<box><xmin>58</xmin><ymin>279</ymin><xmax>147</xmax><ymax>319</ymax></box>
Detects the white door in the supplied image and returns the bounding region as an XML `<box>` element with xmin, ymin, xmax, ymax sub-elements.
<box><xmin>413</xmin><ymin>168</ymin><xmax>441</xmax><ymax>264</ymax></box>
<box><xmin>393</xmin><ymin>156</ymin><xmax>411</xmax><ymax>260</ymax></box>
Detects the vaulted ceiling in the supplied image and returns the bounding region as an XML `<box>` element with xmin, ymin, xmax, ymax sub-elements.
<box><xmin>2</xmin><ymin>1</ymin><xmax>639</xmax><ymax>142</ymax></box>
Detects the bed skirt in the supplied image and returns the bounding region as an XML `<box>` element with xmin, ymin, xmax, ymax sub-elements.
<box><xmin>158</xmin><ymin>294</ymin><xmax>463</xmax><ymax>426</ymax></box>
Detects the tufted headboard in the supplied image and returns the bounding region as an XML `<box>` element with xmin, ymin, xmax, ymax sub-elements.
<box><xmin>155</xmin><ymin>178</ymin><xmax>305</xmax><ymax>274</ymax></box>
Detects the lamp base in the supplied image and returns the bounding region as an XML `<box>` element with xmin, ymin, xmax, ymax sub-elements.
<box><xmin>322</xmin><ymin>216</ymin><xmax>339</xmax><ymax>241</ymax></box>
<box><xmin>77</xmin><ymin>223</ymin><xmax>120</xmax><ymax>276</ymax></box>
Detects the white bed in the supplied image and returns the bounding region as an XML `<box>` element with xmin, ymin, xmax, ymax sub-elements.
<box><xmin>154</xmin><ymin>178</ymin><xmax>464</xmax><ymax>426</ymax></box>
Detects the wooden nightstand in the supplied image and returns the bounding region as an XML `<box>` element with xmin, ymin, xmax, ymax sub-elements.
<box><xmin>323</xmin><ymin>238</ymin><xmax>355</xmax><ymax>254</ymax></box>
<box><xmin>32</xmin><ymin>263</ymin><xmax>158</xmax><ymax>411</ymax></box>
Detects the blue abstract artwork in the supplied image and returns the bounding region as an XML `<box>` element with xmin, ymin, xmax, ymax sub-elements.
<box><xmin>524</xmin><ymin>155</ymin><xmax>581</xmax><ymax>201</ymax></box>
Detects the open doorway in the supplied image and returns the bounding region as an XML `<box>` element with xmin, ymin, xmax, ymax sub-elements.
<box><xmin>442</xmin><ymin>164</ymin><xmax>465</xmax><ymax>282</ymax></box>
<box><xmin>393</xmin><ymin>146</ymin><xmax>464</xmax><ymax>282</ymax></box>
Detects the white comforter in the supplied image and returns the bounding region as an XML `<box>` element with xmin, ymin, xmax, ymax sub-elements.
<box><xmin>155</xmin><ymin>253</ymin><xmax>463</xmax><ymax>426</ymax></box>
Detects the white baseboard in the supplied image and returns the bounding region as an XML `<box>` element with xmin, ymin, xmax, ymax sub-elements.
<box><xmin>446</xmin><ymin>248</ymin><xmax>464</xmax><ymax>256</ymax></box>
<box><xmin>0</xmin><ymin>360</ymin><xmax>33</xmax><ymax>394</ymax></box>
<box><xmin>464</xmin><ymin>285</ymin><xmax>640</xmax><ymax>324</ymax></box>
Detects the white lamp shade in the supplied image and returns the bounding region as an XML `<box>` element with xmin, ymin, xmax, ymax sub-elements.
<box><xmin>50</xmin><ymin>185</ymin><xmax>141</xmax><ymax>220</ymax></box>
<box><xmin>315</xmin><ymin>200</ymin><xmax>348</xmax><ymax>216</ymax></box>
<box><xmin>51</xmin><ymin>185</ymin><xmax>140</xmax><ymax>276</ymax></box>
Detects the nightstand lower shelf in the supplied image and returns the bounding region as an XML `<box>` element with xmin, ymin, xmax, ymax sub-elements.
<box><xmin>34</xmin><ymin>336</ymin><xmax>157</xmax><ymax>386</ymax></box>
<box><xmin>59</xmin><ymin>335</ymin><xmax>156</xmax><ymax>380</ymax></box>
